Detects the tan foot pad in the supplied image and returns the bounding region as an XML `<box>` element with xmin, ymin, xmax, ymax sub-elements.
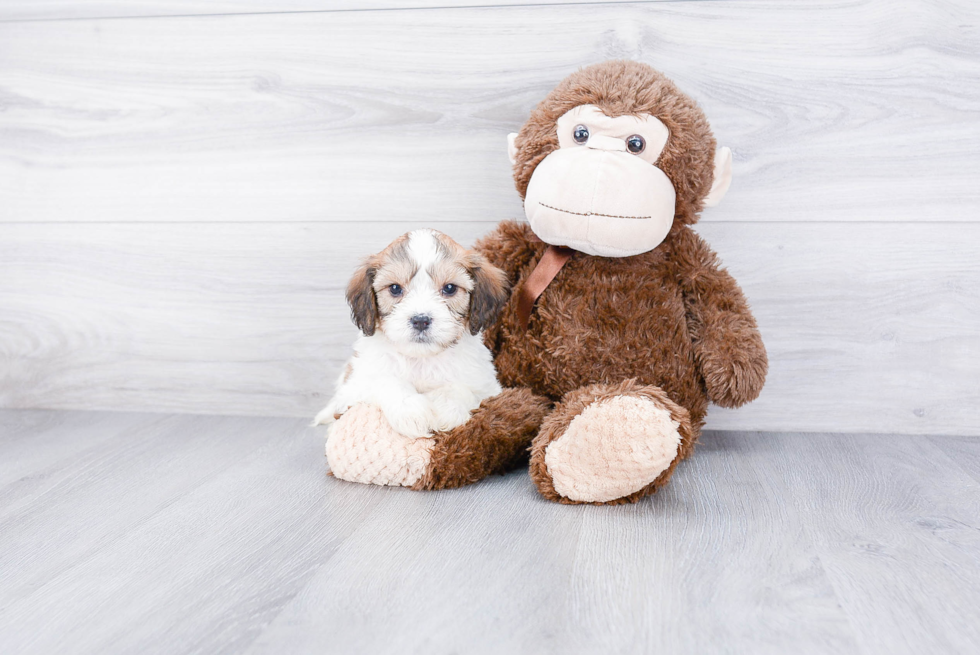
<box><xmin>545</xmin><ymin>395</ymin><xmax>681</xmax><ymax>503</ymax></box>
<box><xmin>325</xmin><ymin>404</ymin><xmax>434</xmax><ymax>487</ymax></box>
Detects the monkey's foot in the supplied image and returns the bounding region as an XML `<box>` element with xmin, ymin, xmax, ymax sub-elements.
<box><xmin>326</xmin><ymin>404</ymin><xmax>434</xmax><ymax>487</ymax></box>
<box><xmin>529</xmin><ymin>380</ymin><xmax>695</xmax><ymax>505</ymax></box>
<box><xmin>325</xmin><ymin>388</ymin><xmax>550</xmax><ymax>490</ymax></box>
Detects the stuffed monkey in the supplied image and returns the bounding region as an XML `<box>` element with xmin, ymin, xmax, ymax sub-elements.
<box><xmin>327</xmin><ymin>60</ymin><xmax>767</xmax><ymax>504</ymax></box>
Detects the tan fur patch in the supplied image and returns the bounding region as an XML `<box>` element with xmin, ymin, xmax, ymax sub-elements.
<box><xmin>370</xmin><ymin>236</ymin><xmax>417</xmax><ymax>323</ymax></box>
<box><xmin>430</xmin><ymin>230</ymin><xmax>466</xmax><ymax>261</ymax></box>
<box><xmin>428</xmin><ymin>257</ymin><xmax>473</xmax><ymax>318</ymax></box>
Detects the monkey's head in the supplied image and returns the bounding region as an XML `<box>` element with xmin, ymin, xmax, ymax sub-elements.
<box><xmin>508</xmin><ymin>60</ymin><xmax>732</xmax><ymax>257</ymax></box>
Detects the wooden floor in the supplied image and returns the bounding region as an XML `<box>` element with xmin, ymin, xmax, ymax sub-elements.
<box><xmin>1</xmin><ymin>409</ymin><xmax>978</xmax><ymax>654</ymax></box>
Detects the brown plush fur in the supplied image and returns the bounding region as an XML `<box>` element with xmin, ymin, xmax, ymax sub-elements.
<box><xmin>414</xmin><ymin>387</ymin><xmax>552</xmax><ymax>490</ymax></box>
<box><xmin>424</xmin><ymin>60</ymin><xmax>767</xmax><ymax>503</ymax></box>
<box><xmin>481</xmin><ymin>220</ymin><xmax>767</xmax><ymax>419</ymax></box>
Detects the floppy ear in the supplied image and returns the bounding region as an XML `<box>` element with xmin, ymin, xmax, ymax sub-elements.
<box><xmin>346</xmin><ymin>258</ymin><xmax>379</xmax><ymax>336</ymax></box>
<box><xmin>466</xmin><ymin>254</ymin><xmax>511</xmax><ymax>335</ymax></box>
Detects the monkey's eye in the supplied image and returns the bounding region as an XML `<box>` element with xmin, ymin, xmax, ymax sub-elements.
<box><xmin>573</xmin><ymin>125</ymin><xmax>590</xmax><ymax>144</ymax></box>
<box><xmin>626</xmin><ymin>134</ymin><xmax>646</xmax><ymax>154</ymax></box>
<box><xmin>441</xmin><ymin>283</ymin><xmax>458</xmax><ymax>297</ymax></box>
<box><xmin>388</xmin><ymin>284</ymin><xmax>403</xmax><ymax>297</ymax></box>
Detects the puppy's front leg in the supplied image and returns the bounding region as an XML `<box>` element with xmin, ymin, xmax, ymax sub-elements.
<box><xmin>424</xmin><ymin>384</ymin><xmax>481</xmax><ymax>432</ymax></box>
<box><xmin>313</xmin><ymin>362</ymin><xmax>358</xmax><ymax>427</ymax></box>
<box><xmin>313</xmin><ymin>387</ymin><xmax>355</xmax><ymax>427</ymax></box>
<box><xmin>376</xmin><ymin>380</ymin><xmax>438</xmax><ymax>439</ymax></box>
<box><xmin>384</xmin><ymin>395</ymin><xmax>438</xmax><ymax>440</ymax></box>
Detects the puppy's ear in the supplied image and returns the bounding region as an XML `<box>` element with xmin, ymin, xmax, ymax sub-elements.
<box><xmin>466</xmin><ymin>253</ymin><xmax>510</xmax><ymax>335</ymax></box>
<box><xmin>346</xmin><ymin>257</ymin><xmax>379</xmax><ymax>336</ymax></box>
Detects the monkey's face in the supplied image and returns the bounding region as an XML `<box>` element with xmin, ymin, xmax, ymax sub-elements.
<box><xmin>511</xmin><ymin>104</ymin><xmax>731</xmax><ymax>258</ymax></box>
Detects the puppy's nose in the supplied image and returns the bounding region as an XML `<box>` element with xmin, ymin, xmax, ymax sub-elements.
<box><xmin>410</xmin><ymin>314</ymin><xmax>432</xmax><ymax>332</ymax></box>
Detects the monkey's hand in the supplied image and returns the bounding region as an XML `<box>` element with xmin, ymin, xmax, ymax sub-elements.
<box><xmin>693</xmin><ymin>309</ymin><xmax>768</xmax><ymax>409</ymax></box>
<box><xmin>677</xmin><ymin>229</ymin><xmax>767</xmax><ymax>409</ymax></box>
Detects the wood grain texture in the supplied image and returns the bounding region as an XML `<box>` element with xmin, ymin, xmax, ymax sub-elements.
<box><xmin>0</xmin><ymin>409</ymin><xmax>148</xmax><ymax>491</ymax></box>
<box><xmin>927</xmin><ymin>435</ymin><xmax>980</xmax><ymax>483</ymax></box>
<box><xmin>247</xmin><ymin>473</ymin><xmax>594</xmax><ymax>655</ymax></box>
<box><xmin>786</xmin><ymin>433</ymin><xmax>980</xmax><ymax>654</ymax></box>
<box><xmin>3</xmin><ymin>410</ymin><xmax>977</xmax><ymax>654</ymax></box>
<box><xmin>1</xmin><ymin>0</ymin><xmax>978</xmax><ymax>225</ymax></box>
<box><xmin>0</xmin><ymin>0</ymin><xmax>649</xmax><ymax>23</ymax></box>
<box><xmin>540</xmin><ymin>435</ymin><xmax>857</xmax><ymax>654</ymax></box>
<box><xmin>0</xmin><ymin>412</ymin><xmax>391</xmax><ymax>655</ymax></box>
<box><xmin>0</xmin><ymin>414</ymin><xmax>289</xmax><ymax>606</ymax></box>
<box><xmin>2</xmin><ymin>221</ymin><xmax>978</xmax><ymax>435</ymax></box>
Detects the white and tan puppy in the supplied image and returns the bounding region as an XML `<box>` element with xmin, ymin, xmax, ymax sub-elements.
<box><xmin>314</xmin><ymin>229</ymin><xmax>509</xmax><ymax>439</ymax></box>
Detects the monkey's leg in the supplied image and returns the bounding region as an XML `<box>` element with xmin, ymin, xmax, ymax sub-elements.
<box><xmin>529</xmin><ymin>380</ymin><xmax>696</xmax><ymax>505</ymax></box>
<box><xmin>325</xmin><ymin>388</ymin><xmax>551</xmax><ymax>490</ymax></box>
<box><xmin>413</xmin><ymin>387</ymin><xmax>551</xmax><ymax>490</ymax></box>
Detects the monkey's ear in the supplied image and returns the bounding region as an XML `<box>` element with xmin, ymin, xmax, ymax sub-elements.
<box><xmin>507</xmin><ymin>133</ymin><xmax>519</xmax><ymax>165</ymax></box>
<box><xmin>467</xmin><ymin>254</ymin><xmax>510</xmax><ymax>335</ymax></box>
<box><xmin>703</xmin><ymin>146</ymin><xmax>733</xmax><ymax>208</ymax></box>
<box><xmin>345</xmin><ymin>259</ymin><xmax>379</xmax><ymax>336</ymax></box>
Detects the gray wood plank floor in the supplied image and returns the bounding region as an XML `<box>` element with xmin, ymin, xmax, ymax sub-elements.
<box><xmin>0</xmin><ymin>409</ymin><xmax>977</xmax><ymax>654</ymax></box>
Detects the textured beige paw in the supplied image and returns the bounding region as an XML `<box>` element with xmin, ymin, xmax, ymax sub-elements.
<box><xmin>325</xmin><ymin>404</ymin><xmax>435</xmax><ymax>487</ymax></box>
<box><xmin>544</xmin><ymin>395</ymin><xmax>681</xmax><ymax>503</ymax></box>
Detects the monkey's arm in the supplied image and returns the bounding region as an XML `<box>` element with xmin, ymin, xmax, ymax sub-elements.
<box><xmin>675</xmin><ymin>229</ymin><xmax>768</xmax><ymax>408</ymax></box>
<box><xmin>473</xmin><ymin>220</ymin><xmax>540</xmax><ymax>281</ymax></box>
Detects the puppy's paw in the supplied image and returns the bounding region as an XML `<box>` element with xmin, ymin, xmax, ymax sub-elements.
<box><xmin>384</xmin><ymin>396</ymin><xmax>437</xmax><ymax>439</ymax></box>
<box><xmin>428</xmin><ymin>400</ymin><xmax>476</xmax><ymax>432</ymax></box>
<box><xmin>313</xmin><ymin>400</ymin><xmax>350</xmax><ymax>427</ymax></box>
<box><xmin>425</xmin><ymin>386</ymin><xmax>480</xmax><ymax>432</ymax></box>
<box><xmin>313</xmin><ymin>406</ymin><xmax>336</xmax><ymax>427</ymax></box>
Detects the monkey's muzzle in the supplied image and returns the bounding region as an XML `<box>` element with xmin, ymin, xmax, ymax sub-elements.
<box><xmin>523</xmin><ymin>147</ymin><xmax>676</xmax><ymax>258</ymax></box>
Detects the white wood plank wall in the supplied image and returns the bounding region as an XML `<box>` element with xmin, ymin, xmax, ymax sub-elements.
<box><xmin>1</xmin><ymin>0</ymin><xmax>978</xmax><ymax>435</ymax></box>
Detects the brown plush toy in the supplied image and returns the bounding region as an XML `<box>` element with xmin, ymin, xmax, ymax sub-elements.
<box><xmin>327</xmin><ymin>60</ymin><xmax>767</xmax><ymax>504</ymax></box>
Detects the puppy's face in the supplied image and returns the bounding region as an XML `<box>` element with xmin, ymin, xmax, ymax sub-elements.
<box><xmin>346</xmin><ymin>229</ymin><xmax>509</xmax><ymax>357</ymax></box>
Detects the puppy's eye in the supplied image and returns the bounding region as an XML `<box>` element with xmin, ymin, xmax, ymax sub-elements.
<box><xmin>441</xmin><ymin>283</ymin><xmax>458</xmax><ymax>297</ymax></box>
<box><xmin>626</xmin><ymin>134</ymin><xmax>646</xmax><ymax>154</ymax></box>
<box><xmin>388</xmin><ymin>284</ymin><xmax>403</xmax><ymax>297</ymax></box>
<box><xmin>573</xmin><ymin>125</ymin><xmax>589</xmax><ymax>144</ymax></box>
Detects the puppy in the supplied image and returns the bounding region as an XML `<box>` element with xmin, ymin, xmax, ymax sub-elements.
<box><xmin>314</xmin><ymin>229</ymin><xmax>510</xmax><ymax>439</ymax></box>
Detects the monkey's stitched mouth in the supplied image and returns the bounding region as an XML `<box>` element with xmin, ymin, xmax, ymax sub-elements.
<box><xmin>538</xmin><ymin>202</ymin><xmax>650</xmax><ymax>220</ymax></box>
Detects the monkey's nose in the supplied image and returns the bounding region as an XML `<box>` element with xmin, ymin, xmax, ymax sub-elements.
<box><xmin>410</xmin><ymin>314</ymin><xmax>432</xmax><ymax>332</ymax></box>
<box><xmin>586</xmin><ymin>134</ymin><xmax>627</xmax><ymax>152</ymax></box>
